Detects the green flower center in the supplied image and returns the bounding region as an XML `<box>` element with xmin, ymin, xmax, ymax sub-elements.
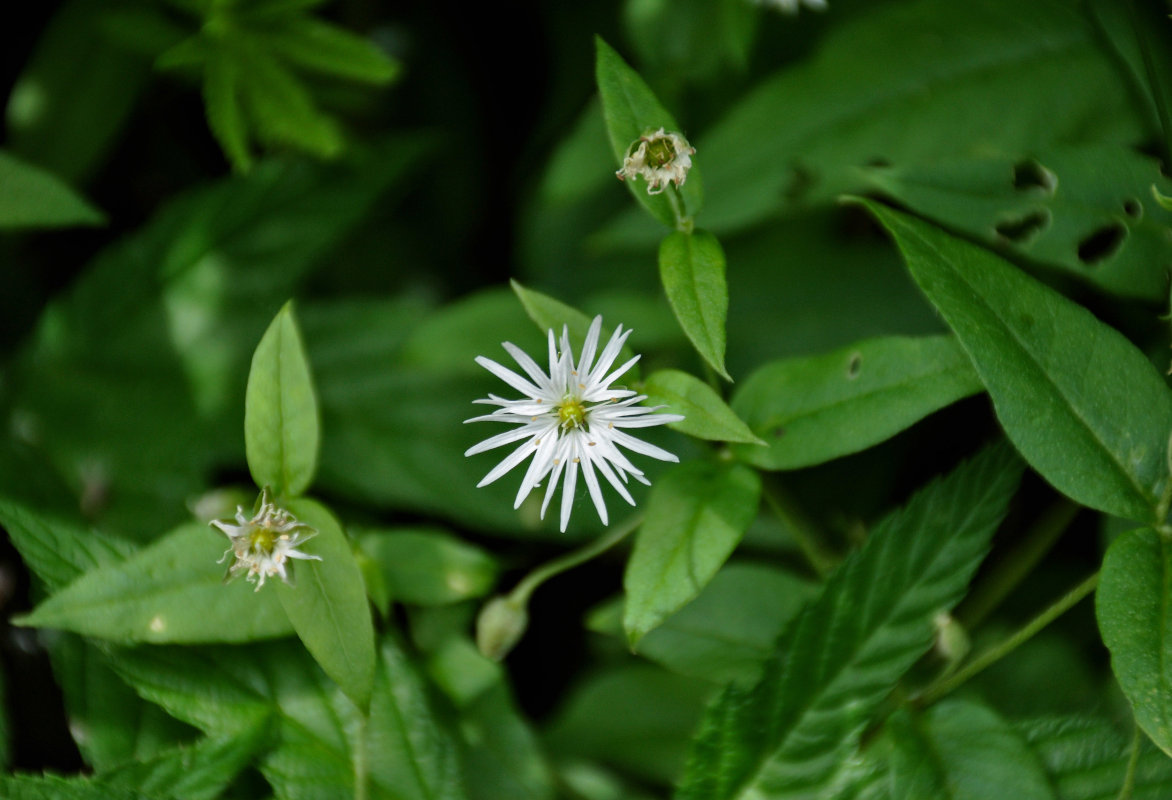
<box><xmin>557</xmin><ymin>398</ymin><xmax>588</xmax><ymax>430</ymax></box>
<box><xmin>645</xmin><ymin>137</ymin><xmax>676</xmax><ymax>168</ymax></box>
<box><xmin>249</xmin><ymin>527</ymin><xmax>276</xmax><ymax>554</ymax></box>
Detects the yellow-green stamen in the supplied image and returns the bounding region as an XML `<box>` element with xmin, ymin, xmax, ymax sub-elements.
<box><xmin>250</xmin><ymin>527</ymin><xmax>275</xmax><ymax>554</ymax></box>
<box><xmin>645</xmin><ymin>137</ymin><xmax>676</xmax><ymax>168</ymax></box>
<box><xmin>557</xmin><ymin>398</ymin><xmax>588</xmax><ymax>430</ymax></box>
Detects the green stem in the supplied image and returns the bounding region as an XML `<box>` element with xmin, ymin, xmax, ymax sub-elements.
<box><xmin>353</xmin><ymin>714</ymin><xmax>368</xmax><ymax>800</ymax></box>
<box><xmin>958</xmin><ymin>498</ymin><xmax>1079</xmax><ymax>629</ymax></box>
<box><xmin>916</xmin><ymin>572</ymin><xmax>1099</xmax><ymax>707</ymax></box>
<box><xmin>510</xmin><ymin>514</ymin><xmax>643</xmax><ymax>605</ymax></box>
<box><xmin>1116</xmin><ymin>722</ymin><xmax>1142</xmax><ymax>800</ymax></box>
<box><xmin>761</xmin><ymin>479</ymin><xmax>837</xmax><ymax>578</ymax></box>
<box><xmin>665</xmin><ymin>185</ymin><xmax>693</xmax><ymax>234</ymax></box>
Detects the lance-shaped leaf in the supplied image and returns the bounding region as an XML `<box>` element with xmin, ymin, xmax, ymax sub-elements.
<box><xmin>859</xmin><ymin>200</ymin><xmax>1172</xmax><ymax>524</ymax></box>
<box><xmin>643</xmin><ymin>369</ymin><xmax>763</xmax><ymax>445</ymax></box>
<box><xmin>0</xmin><ymin>149</ymin><xmax>104</xmax><ymax>229</ymax></box>
<box><xmin>659</xmin><ymin>231</ymin><xmax>730</xmax><ymax>380</ymax></box>
<box><xmin>16</xmin><ymin>522</ymin><xmax>292</xmax><ymax>643</ymax></box>
<box><xmin>277</xmin><ymin>498</ymin><xmax>376</xmax><ymax>713</ymax></box>
<box><xmin>595</xmin><ymin>36</ymin><xmax>702</xmax><ymax>226</ymax></box>
<box><xmin>245</xmin><ymin>301</ymin><xmax>320</xmax><ymax>499</ymax></box>
<box><xmin>888</xmin><ymin>700</ymin><xmax>1055</xmax><ymax>799</ymax></box>
<box><xmin>676</xmin><ymin>443</ymin><xmax>1022</xmax><ymax>800</ymax></box>
<box><xmin>1097</xmin><ymin>527</ymin><xmax>1172</xmax><ymax>756</ymax></box>
<box><xmin>624</xmin><ymin>461</ymin><xmax>761</xmax><ymax>646</ymax></box>
<box><xmin>731</xmin><ymin>335</ymin><xmax>983</xmax><ymax>470</ymax></box>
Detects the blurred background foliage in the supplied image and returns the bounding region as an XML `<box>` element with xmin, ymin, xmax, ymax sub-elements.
<box><xmin>2</xmin><ymin>0</ymin><xmax>1170</xmax><ymax>794</ymax></box>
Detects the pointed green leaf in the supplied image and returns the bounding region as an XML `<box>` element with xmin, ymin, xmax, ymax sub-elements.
<box><xmin>17</xmin><ymin>522</ymin><xmax>293</xmax><ymax>643</ymax></box>
<box><xmin>0</xmin><ymin>149</ymin><xmax>104</xmax><ymax>229</ymax></box>
<box><xmin>889</xmin><ymin>700</ymin><xmax>1055</xmax><ymax>799</ymax></box>
<box><xmin>357</xmin><ymin>528</ymin><xmax>498</xmax><ymax>606</ymax></box>
<box><xmin>245</xmin><ymin>301</ymin><xmax>320</xmax><ymax>499</ymax></box>
<box><xmin>0</xmin><ymin>498</ymin><xmax>133</xmax><ymax>592</ymax></box>
<box><xmin>0</xmin><ymin>775</ymin><xmax>154</xmax><ymax>800</ymax></box>
<box><xmin>643</xmin><ymin>369</ymin><xmax>763</xmax><ymax>445</ymax></box>
<box><xmin>202</xmin><ymin>50</ymin><xmax>252</xmax><ymax>172</ymax></box>
<box><xmin>263</xmin><ymin>17</ymin><xmax>400</xmax><ymax>84</ymax></box>
<box><xmin>860</xmin><ymin>199</ymin><xmax>1172</xmax><ymax>524</ymax></box>
<box><xmin>1097</xmin><ymin>527</ymin><xmax>1172</xmax><ymax>756</ymax></box>
<box><xmin>659</xmin><ymin>230</ymin><xmax>730</xmax><ymax>380</ymax></box>
<box><xmin>730</xmin><ymin>335</ymin><xmax>983</xmax><ymax>470</ymax></box>
<box><xmin>595</xmin><ymin>36</ymin><xmax>702</xmax><ymax>226</ymax></box>
<box><xmin>278</xmin><ymin>498</ymin><xmax>376</xmax><ymax>712</ymax></box>
<box><xmin>624</xmin><ymin>461</ymin><xmax>760</xmax><ymax>646</ymax></box>
<box><xmin>237</xmin><ymin>43</ymin><xmax>343</xmax><ymax>158</ymax></box>
<box><xmin>676</xmin><ymin>444</ymin><xmax>1022</xmax><ymax>800</ymax></box>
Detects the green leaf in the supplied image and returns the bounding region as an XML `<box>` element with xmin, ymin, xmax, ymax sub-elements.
<box><xmin>0</xmin><ymin>150</ymin><xmax>104</xmax><ymax>229</ymax></box>
<box><xmin>0</xmin><ymin>775</ymin><xmax>155</xmax><ymax>800</ymax></box>
<box><xmin>888</xmin><ymin>700</ymin><xmax>1055</xmax><ymax>799</ymax></box>
<box><xmin>357</xmin><ymin>528</ymin><xmax>498</xmax><ymax>606</ymax></box>
<box><xmin>1097</xmin><ymin>527</ymin><xmax>1172</xmax><ymax>756</ymax></box>
<box><xmin>100</xmin><ymin>722</ymin><xmax>269</xmax><ymax>800</ymax></box>
<box><xmin>245</xmin><ymin>301</ymin><xmax>320</xmax><ymax>499</ymax></box>
<box><xmin>0</xmin><ymin>498</ymin><xmax>133</xmax><ymax>592</ymax></box>
<box><xmin>860</xmin><ymin>199</ymin><xmax>1172</xmax><ymax>524</ymax></box>
<box><xmin>730</xmin><ymin>335</ymin><xmax>983</xmax><ymax>470</ymax></box>
<box><xmin>675</xmin><ymin>443</ymin><xmax>1022</xmax><ymax>800</ymax></box>
<box><xmin>658</xmin><ymin>230</ymin><xmax>730</xmax><ymax>380</ymax></box>
<box><xmin>1019</xmin><ymin>716</ymin><xmax>1172</xmax><ymax>800</ymax></box>
<box><xmin>594</xmin><ymin>36</ymin><xmax>702</xmax><ymax>226</ymax></box>
<box><xmin>624</xmin><ymin>461</ymin><xmax>761</xmax><ymax>646</ymax></box>
<box><xmin>588</xmin><ymin>563</ymin><xmax>817</xmax><ymax>684</ymax></box>
<box><xmin>278</xmin><ymin>498</ymin><xmax>376</xmax><ymax>712</ymax></box>
<box><xmin>858</xmin><ymin>145</ymin><xmax>1172</xmax><ymax>302</ymax></box>
<box><xmin>263</xmin><ymin>17</ymin><xmax>400</xmax><ymax>84</ymax></box>
<box><xmin>109</xmin><ymin>636</ymin><xmax>465</xmax><ymax>800</ymax></box>
<box><xmin>237</xmin><ymin>42</ymin><xmax>343</xmax><ymax>158</ymax></box>
<box><xmin>202</xmin><ymin>50</ymin><xmax>252</xmax><ymax>171</ymax></box>
<box><xmin>17</xmin><ymin>522</ymin><xmax>293</xmax><ymax>643</ymax></box>
<box><xmin>643</xmin><ymin>369</ymin><xmax>763</xmax><ymax>445</ymax></box>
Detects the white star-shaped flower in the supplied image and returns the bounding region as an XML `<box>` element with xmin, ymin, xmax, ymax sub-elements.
<box><xmin>465</xmin><ymin>316</ymin><xmax>684</xmax><ymax>532</ymax></box>
<box><xmin>615</xmin><ymin>128</ymin><xmax>696</xmax><ymax>195</ymax></box>
<box><xmin>210</xmin><ymin>488</ymin><xmax>321</xmax><ymax>590</ymax></box>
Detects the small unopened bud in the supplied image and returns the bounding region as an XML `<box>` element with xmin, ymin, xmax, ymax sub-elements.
<box><xmin>615</xmin><ymin>128</ymin><xmax>695</xmax><ymax>195</ymax></box>
<box><xmin>933</xmin><ymin>611</ymin><xmax>970</xmax><ymax>664</ymax></box>
<box><xmin>476</xmin><ymin>595</ymin><xmax>529</xmax><ymax>662</ymax></box>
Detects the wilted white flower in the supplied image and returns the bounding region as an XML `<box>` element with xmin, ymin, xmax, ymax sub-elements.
<box><xmin>466</xmin><ymin>316</ymin><xmax>684</xmax><ymax>532</ymax></box>
<box><xmin>754</xmin><ymin>0</ymin><xmax>827</xmax><ymax>13</ymax></box>
<box><xmin>211</xmin><ymin>487</ymin><xmax>321</xmax><ymax>590</ymax></box>
<box><xmin>615</xmin><ymin>127</ymin><xmax>695</xmax><ymax>195</ymax></box>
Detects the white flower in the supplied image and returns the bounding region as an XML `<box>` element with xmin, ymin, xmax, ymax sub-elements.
<box><xmin>210</xmin><ymin>488</ymin><xmax>321</xmax><ymax>591</ymax></box>
<box><xmin>615</xmin><ymin>127</ymin><xmax>696</xmax><ymax>195</ymax></box>
<box><xmin>754</xmin><ymin>0</ymin><xmax>827</xmax><ymax>13</ymax></box>
<box><xmin>466</xmin><ymin>316</ymin><xmax>685</xmax><ymax>532</ymax></box>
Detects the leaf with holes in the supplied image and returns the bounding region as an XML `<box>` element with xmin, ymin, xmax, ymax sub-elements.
<box><xmin>859</xmin><ymin>145</ymin><xmax>1172</xmax><ymax>301</ymax></box>
<box><xmin>624</xmin><ymin>461</ymin><xmax>761</xmax><ymax>647</ymax></box>
<box><xmin>860</xmin><ymin>200</ymin><xmax>1172</xmax><ymax>524</ymax></box>
<box><xmin>659</xmin><ymin>230</ymin><xmax>731</xmax><ymax>380</ymax></box>
<box><xmin>643</xmin><ymin>369</ymin><xmax>763</xmax><ymax>445</ymax></box>
<box><xmin>245</xmin><ymin>301</ymin><xmax>320</xmax><ymax>499</ymax></box>
<box><xmin>1097</xmin><ymin>527</ymin><xmax>1172</xmax><ymax>756</ymax></box>
<box><xmin>675</xmin><ymin>443</ymin><xmax>1022</xmax><ymax>800</ymax></box>
<box><xmin>730</xmin><ymin>335</ymin><xmax>983</xmax><ymax>470</ymax></box>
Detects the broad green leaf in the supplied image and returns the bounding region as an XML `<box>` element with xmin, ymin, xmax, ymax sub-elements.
<box><xmin>658</xmin><ymin>230</ymin><xmax>730</xmax><ymax>380</ymax></box>
<box><xmin>676</xmin><ymin>443</ymin><xmax>1022</xmax><ymax>800</ymax></box>
<box><xmin>109</xmin><ymin>636</ymin><xmax>465</xmax><ymax>800</ymax></box>
<box><xmin>0</xmin><ymin>150</ymin><xmax>104</xmax><ymax>229</ymax></box>
<box><xmin>263</xmin><ymin>17</ymin><xmax>400</xmax><ymax>84</ymax></box>
<box><xmin>595</xmin><ymin>36</ymin><xmax>702</xmax><ymax>226</ymax></box>
<box><xmin>460</xmin><ymin>684</ymin><xmax>556</xmax><ymax>800</ymax></box>
<box><xmin>0</xmin><ymin>498</ymin><xmax>133</xmax><ymax>592</ymax></box>
<box><xmin>622</xmin><ymin>0</ymin><xmax>757</xmax><ymax>81</ymax></box>
<box><xmin>1097</xmin><ymin>527</ymin><xmax>1172</xmax><ymax>755</ymax></box>
<box><xmin>691</xmin><ymin>0</ymin><xmax>1147</xmax><ymax>234</ymax></box>
<box><xmin>278</xmin><ymin>498</ymin><xmax>376</xmax><ymax>712</ymax></box>
<box><xmin>17</xmin><ymin>522</ymin><xmax>293</xmax><ymax>643</ymax></box>
<box><xmin>245</xmin><ymin>301</ymin><xmax>320</xmax><ymax>499</ymax></box>
<box><xmin>546</xmin><ymin>665</ymin><xmax>713</xmax><ymax>786</ymax></box>
<box><xmin>1019</xmin><ymin>716</ymin><xmax>1172</xmax><ymax>800</ymax></box>
<box><xmin>731</xmin><ymin>335</ymin><xmax>983</xmax><ymax>470</ymax></box>
<box><xmin>861</xmin><ymin>200</ymin><xmax>1172</xmax><ymax>523</ymax></box>
<box><xmin>100</xmin><ymin>721</ymin><xmax>268</xmax><ymax>800</ymax></box>
<box><xmin>888</xmin><ymin>700</ymin><xmax>1055</xmax><ymax>799</ymax></box>
<box><xmin>588</xmin><ymin>563</ymin><xmax>817</xmax><ymax>684</ymax></box>
<box><xmin>0</xmin><ymin>775</ymin><xmax>154</xmax><ymax>800</ymax></box>
<box><xmin>643</xmin><ymin>369</ymin><xmax>763</xmax><ymax>445</ymax></box>
<box><xmin>398</xmin><ymin>289</ymin><xmax>542</xmax><ymax>375</ymax></box>
<box><xmin>624</xmin><ymin>461</ymin><xmax>761</xmax><ymax>646</ymax></box>
<box><xmin>858</xmin><ymin>145</ymin><xmax>1172</xmax><ymax>301</ymax></box>
<box><xmin>357</xmin><ymin>528</ymin><xmax>498</xmax><ymax>605</ymax></box>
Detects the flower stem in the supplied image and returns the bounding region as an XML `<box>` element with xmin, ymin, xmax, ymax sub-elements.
<box><xmin>1116</xmin><ymin>722</ymin><xmax>1142</xmax><ymax>800</ymax></box>
<box><xmin>761</xmin><ymin>479</ymin><xmax>837</xmax><ymax>578</ymax></box>
<box><xmin>665</xmin><ymin>185</ymin><xmax>693</xmax><ymax>234</ymax></box>
<box><xmin>916</xmin><ymin>571</ymin><xmax>1099</xmax><ymax>707</ymax></box>
<box><xmin>510</xmin><ymin>514</ymin><xmax>643</xmax><ymax>605</ymax></box>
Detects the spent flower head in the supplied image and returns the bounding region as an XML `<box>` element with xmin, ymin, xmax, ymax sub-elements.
<box><xmin>211</xmin><ymin>487</ymin><xmax>321</xmax><ymax>590</ymax></box>
<box><xmin>615</xmin><ymin>127</ymin><xmax>696</xmax><ymax>195</ymax></box>
<box><xmin>465</xmin><ymin>316</ymin><xmax>684</xmax><ymax>532</ymax></box>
